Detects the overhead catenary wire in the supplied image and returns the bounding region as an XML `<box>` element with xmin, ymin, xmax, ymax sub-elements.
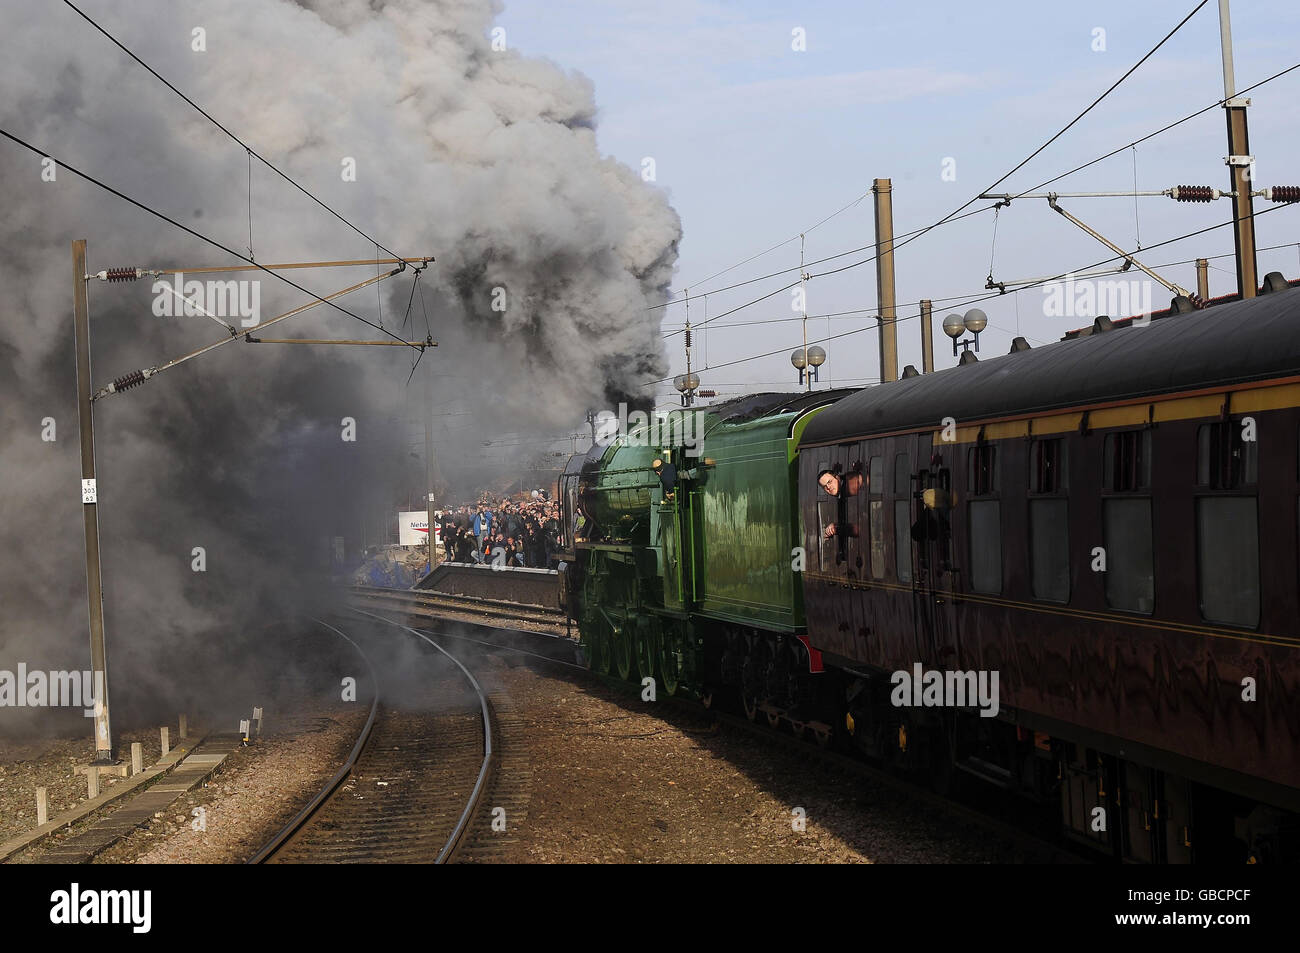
<box><xmin>662</xmin><ymin>188</ymin><xmax>874</xmax><ymax>308</ymax></box>
<box><xmin>59</xmin><ymin>0</ymin><xmax>405</xmax><ymax>265</ymax></box>
<box><xmin>874</xmin><ymin>1</ymin><xmax>1211</xmax><ymax>268</ymax></box>
<box><xmin>246</xmin><ymin>148</ymin><xmax>254</xmax><ymax>260</ymax></box>
<box><xmin>1131</xmin><ymin>145</ymin><xmax>1142</xmax><ymax>250</ymax></box>
<box><xmin>0</xmin><ymin>126</ymin><xmax>422</xmax><ymax>353</ymax></box>
<box><xmin>658</xmin><ymin>203</ymin><xmax>997</xmax><ymax>328</ymax></box>
<box><xmin>661</xmin><ymin>5</ymin><xmax>1263</xmax><ymax>339</ymax></box>
<box><xmin>645</xmin><ymin>201</ymin><xmax>1297</xmax><ymax>387</ymax></box>
<box><xmin>662</xmin><ymin>68</ymin><xmax>1300</xmax><ymax>375</ymax></box>
<box><xmin>664</xmin><ymin>239</ymin><xmax>1300</xmax><ymax>336</ymax></box>
<box><xmin>660</xmin><ymin>57</ymin><xmax>1300</xmax><ymax>332</ymax></box>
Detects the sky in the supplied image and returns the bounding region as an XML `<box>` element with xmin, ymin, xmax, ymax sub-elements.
<box><xmin>497</xmin><ymin>0</ymin><xmax>1300</xmax><ymax>411</ymax></box>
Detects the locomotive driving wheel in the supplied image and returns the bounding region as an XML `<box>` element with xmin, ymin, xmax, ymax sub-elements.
<box><xmin>611</xmin><ymin>623</ymin><xmax>634</xmax><ymax>681</ymax></box>
<box><xmin>634</xmin><ymin>623</ymin><xmax>656</xmax><ymax>684</ymax></box>
<box><xmin>657</xmin><ymin>625</ymin><xmax>687</xmax><ymax>697</ymax></box>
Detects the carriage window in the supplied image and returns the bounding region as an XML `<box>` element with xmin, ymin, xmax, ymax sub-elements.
<box><xmin>818</xmin><ymin>499</ymin><xmax>838</xmax><ymax>570</ymax></box>
<box><xmin>1029</xmin><ymin>499</ymin><xmax>1069</xmax><ymax>602</ymax></box>
<box><xmin>1104</xmin><ymin>430</ymin><xmax>1151</xmax><ymax>491</ymax></box>
<box><xmin>1197</xmin><ymin>497</ymin><xmax>1259</xmax><ymax>627</ymax></box>
<box><xmin>1103</xmin><ymin>498</ymin><xmax>1154</xmax><ymax>613</ymax></box>
<box><xmin>1029</xmin><ymin>439</ymin><xmax>1068</xmax><ymax>601</ymax></box>
<box><xmin>968</xmin><ymin>445</ymin><xmax>998</xmax><ymax>495</ymax></box>
<box><xmin>1197</xmin><ymin>422</ymin><xmax>1258</xmax><ymax>488</ymax></box>
<box><xmin>969</xmin><ymin>500</ymin><xmax>1002</xmax><ymax>593</ymax></box>
<box><xmin>867</xmin><ymin>453</ymin><xmax>885</xmax><ymax>578</ymax></box>
<box><xmin>1031</xmin><ymin>439</ymin><xmax>1067</xmax><ymax>493</ymax></box>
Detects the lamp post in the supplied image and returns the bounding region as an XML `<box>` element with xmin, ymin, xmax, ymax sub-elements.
<box><xmin>673</xmin><ymin>372</ymin><xmax>701</xmax><ymax>407</ymax></box>
<box><xmin>942</xmin><ymin>308</ymin><xmax>987</xmax><ymax>358</ymax></box>
<box><xmin>791</xmin><ymin>345</ymin><xmax>826</xmax><ymax>389</ymax></box>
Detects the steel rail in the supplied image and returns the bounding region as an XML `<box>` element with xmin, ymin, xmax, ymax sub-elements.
<box><xmin>247</xmin><ymin>617</ymin><xmax>380</xmax><ymax>864</ymax></box>
<box><xmin>349</xmin><ymin>608</ymin><xmax>494</xmax><ymax>864</ymax></box>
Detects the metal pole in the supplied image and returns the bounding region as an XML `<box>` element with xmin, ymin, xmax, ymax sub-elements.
<box><xmin>873</xmin><ymin>179</ymin><xmax>898</xmax><ymax>384</ymax></box>
<box><xmin>1218</xmin><ymin>0</ymin><xmax>1236</xmax><ymax>98</ymax></box>
<box><xmin>684</xmin><ymin>317</ymin><xmax>695</xmax><ymax>406</ymax></box>
<box><xmin>1196</xmin><ymin>258</ymin><xmax>1210</xmax><ymax>300</ymax></box>
<box><xmin>424</xmin><ymin>362</ymin><xmax>435</xmax><ymax>570</ymax></box>
<box><xmin>1220</xmin><ymin>0</ymin><xmax>1258</xmax><ymax>298</ymax></box>
<box><xmin>920</xmin><ymin>299</ymin><xmax>934</xmax><ymax>373</ymax></box>
<box><xmin>73</xmin><ymin>240</ymin><xmax>114</xmax><ymax>764</ymax></box>
<box><xmin>800</xmin><ymin>236</ymin><xmax>809</xmax><ymax>392</ymax></box>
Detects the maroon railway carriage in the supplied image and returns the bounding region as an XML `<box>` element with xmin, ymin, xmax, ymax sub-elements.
<box><xmin>797</xmin><ymin>286</ymin><xmax>1300</xmax><ymax>863</ymax></box>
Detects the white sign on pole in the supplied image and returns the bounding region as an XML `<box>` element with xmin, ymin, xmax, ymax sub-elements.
<box><xmin>398</xmin><ymin>511</ymin><xmax>439</xmax><ymax>547</ymax></box>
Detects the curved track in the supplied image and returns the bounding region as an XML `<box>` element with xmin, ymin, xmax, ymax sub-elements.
<box><xmin>250</xmin><ymin>613</ymin><xmax>493</xmax><ymax>864</ymax></box>
<box><xmin>349</xmin><ymin>585</ymin><xmax>564</xmax><ymax>628</ymax></box>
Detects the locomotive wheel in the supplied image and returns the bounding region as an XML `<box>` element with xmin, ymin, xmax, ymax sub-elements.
<box><xmin>612</xmin><ymin>626</ymin><xmax>634</xmax><ymax>681</ymax></box>
<box><xmin>742</xmin><ymin>692</ymin><xmax>759</xmax><ymax>721</ymax></box>
<box><xmin>791</xmin><ymin>720</ymin><xmax>806</xmax><ymax>740</ymax></box>
<box><xmin>658</xmin><ymin>630</ymin><xmax>685</xmax><ymax>697</ymax></box>
<box><xmin>635</xmin><ymin>626</ymin><xmax>656</xmax><ymax>684</ymax></box>
<box><xmin>811</xmin><ymin>724</ymin><xmax>832</xmax><ymax>748</ymax></box>
<box><xmin>766</xmin><ymin>709</ymin><xmax>782</xmax><ymax>729</ymax></box>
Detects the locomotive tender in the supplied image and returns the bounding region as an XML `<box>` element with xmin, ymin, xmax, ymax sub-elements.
<box><xmin>559</xmin><ymin>283</ymin><xmax>1300</xmax><ymax>863</ymax></box>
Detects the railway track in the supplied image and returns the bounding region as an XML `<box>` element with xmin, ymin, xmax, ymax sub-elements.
<box><xmin>350</xmin><ymin>605</ymin><xmax>1085</xmax><ymax>864</ymax></box>
<box><xmin>348</xmin><ymin>584</ymin><xmax>565</xmax><ymax>628</ymax></box>
<box><xmin>250</xmin><ymin>614</ymin><xmax>494</xmax><ymax>864</ymax></box>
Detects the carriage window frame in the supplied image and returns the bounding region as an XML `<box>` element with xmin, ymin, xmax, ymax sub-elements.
<box><xmin>1195</xmin><ymin>496</ymin><xmax>1260</xmax><ymax>628</ymax></box>
<box><xmin>966</xmin><ymin>441</ymin><xmax>1002</xmax><ymax>595</ymax></box>
<box><xmin>968</xmin><ymin>444</ymin><xmax>998</xmax><ymax>496</ymax></box>
<box><xmin>1196</xmin><ymin>420</ymin><xmax>1258</xmax><ymax>489</ymax></box>
<box><xmin>867</xmin><ymin>452</ymin><xmax>885</xmax><ymax>579</ymax></box>
<box><xmin>1031</xmin><ymin>438</ymin><xmax>1067</xmax><ymax>494</ymax></box>
<box><xmin>1103</xmin><ymin>429</ymin><xmax>1151</xmax><ymax>491</ymax></box>
<box><xmin>1027</xmin><ymin>437</ymin><xmax>1069</xmax><ymax>603</ymax></box>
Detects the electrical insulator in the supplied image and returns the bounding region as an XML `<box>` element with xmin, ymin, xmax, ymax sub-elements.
<box><xmin>112</xmin><ymin>369</ymin><xmax>147</xmax><ymax>392</ymax></box>
<box><xmin>104</xmin><ymin>267</ymin><xmax>142</xmax><ymax>282</ymax></box>
<box><xmin>1169</xmin><ymin>185</ymin><xmax>1217</xmax><ymax>203</ymax></box>
<box><xmin>684</xmin><ymin>327</ymin><xmax>692</xmax><ymax>348</ymax></box>
<box><xmin>697</xmin><ymin>390</ymin><xmax>716</xmax><ymax>398</ymax></box>
<box><xmin>1265</xmin><ymin>185</ymin><xmax>1300</xmax><ymax>203</ymax></box>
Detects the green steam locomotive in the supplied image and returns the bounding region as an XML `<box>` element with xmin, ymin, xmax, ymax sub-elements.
<box><xmin>558</xmin><ymin>390</ymin><xmax>852</xmax><ymax>737</ymax></box>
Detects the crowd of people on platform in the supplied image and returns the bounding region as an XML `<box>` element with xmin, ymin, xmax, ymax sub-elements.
<box><xmin>436</xmin><ymin>494</ymin><xmax>562</xmax><ymax>568</ymax></box>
